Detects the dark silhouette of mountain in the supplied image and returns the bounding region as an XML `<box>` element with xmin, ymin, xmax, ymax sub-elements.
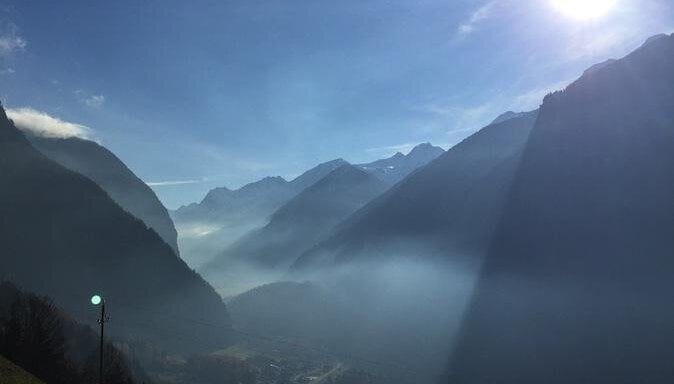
<box><xmin>28</xmin><ymin>136</ymin><xmax>180</xmax><ymax>255</ymax></box>
<box><xmin>357</xmin><ymin>142</ymin><xmax>444</xmax><ymax>185</ymax></box>
<box><xmin>207</xmin><ymin>164</ymin><xmax>388</xmax><ymax>270</ymax></box>
<box><xmin>448</xmin><ymin>33</ymin><xmax>674</xmax><ymax>383</ymax></box>
<box><xmin>293</xmin><ymin>111</ymin><xmax>538</xmax><ymax>269</ymax></box>
<box><xmin>171</xmin><ymin>159</ymin><xmax>348</xmax><ymax>269</ymax></box>
<box><xmin>0</xmin><ymin>103</ymin><xmax>230</xmax><ymax>353</ymax></box>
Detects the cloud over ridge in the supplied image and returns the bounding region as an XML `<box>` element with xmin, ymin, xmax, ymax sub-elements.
<box><xmin>6</xmin><ymin>107</ymin><xmax>94</xmax><ymax>140</ymax></box>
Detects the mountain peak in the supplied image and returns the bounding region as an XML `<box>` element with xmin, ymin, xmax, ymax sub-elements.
<box><xmin>321</xmin><ymin>163</ymin><xmax>371</xmax><ymax>183</ymax></box>
<box><xmin>201</xmin><ymin>185</ymin><xmax>234</xmax><ymax>206</ymax></box>
<box><xmin>405</xmin><ymin>143</ymin><xmax>445</xmax><ymax>167</ymax></box>
<box><xmin>583</xmin><ymin>58</ymin><xmax>618</xmax><ymax>77</ymax></box>
<box><xmin>289</xmin><ymin>158</ymin><xmax>349</xmax><ymax>191</ymax></box>
<box><xmin>407</xmin><ymin>142</ymin><xmax>443</xmax><ymax>156</ymax></box>
<box><xmin>357</xmin><ymin>142</ymin><xmax>445</xmax><ymax>184</ymax></box>
<box><xmin>259</xmin><ymin>175</ymin><xmax>288</xmax><ymax>184</ymax></box>
<box><xmin>321</xmin><ymin>158</ymin><xmax>349</xmax><ymax>167</ymax></box>
<box><xmin>491</xmin><ymin>110</ymin><xmax>539</xmax><ymax>125</ymax></box>
<box><xmin>642</xmin><ymin>33</ymin><xmax>670</xmax><ymax>48</ymax></box>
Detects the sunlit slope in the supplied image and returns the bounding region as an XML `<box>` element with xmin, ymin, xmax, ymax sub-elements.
<box><xmin>0</xmin><ymin>103</ymin><xmax>230</xmax><ymax>353</ymax></box>
<box><xmin>449</xmin><ymin>33</ymin><xmax>674</xmax><ymax>383</ymax></box>
<box><xmin>0</xmin><ymin>356</ymin><xmax>44</xmax><ymax>384</ymax></box>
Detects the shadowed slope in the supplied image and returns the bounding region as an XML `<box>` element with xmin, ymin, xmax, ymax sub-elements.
<box><xmin>29</xmin><ymin>136</ymin><xmax>180</xmax><ymax>255</ymax></box>
<box><xmin>448</xmin><ymin>33</ymin><xmax>674</xmax><ymax>384</ymax></box>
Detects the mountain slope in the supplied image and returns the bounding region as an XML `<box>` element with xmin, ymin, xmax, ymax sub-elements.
<box><xmin>448</xmin><ymin>33</ymin><xmax>674</xmax><ymax>383</ymax></box>
<box><xmin>0</xmin><ymin>104</ymin><xmax>230</xmax><ymax>353</ymax></box>
<box><xmin>357</xmin><ymin>142</ymin><xmax>444</xmax><ymax>184</ymax></box>
<box><xmin>208</xmin><ymin>164</ymin><xmax>388</xmax><ymax>270</ymax></box>
<box><xmin>293</xmin><ymin>110</ymin><xmax>538</xmax><ymax>269</ymax></box>
<box><xmin>28</xmin><ymin>136</ymin><xmax>180</xmax><ymax>255</ymax></box>
<box><xmin>171</xmin><ymin>159</ymin><xmax>348</xmax><ymax>269</ymax></box>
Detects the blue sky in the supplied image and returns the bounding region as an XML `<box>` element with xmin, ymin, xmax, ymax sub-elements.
<box><xmin>1</xmin><ymin>0</ymin><xmax>672</xmax><ymax>208</ymax></box>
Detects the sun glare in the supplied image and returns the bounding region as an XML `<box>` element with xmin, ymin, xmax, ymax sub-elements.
<box><xmin>551</xmin><ymin>0</ymin><xmax>617</xmax><ymax>21</ymax></box>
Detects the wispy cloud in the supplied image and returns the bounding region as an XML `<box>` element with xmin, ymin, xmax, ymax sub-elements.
<box><xmin>456</xmin><ymin>1</ymin><xmax>497</xmax><ymax>38</ymax></box>
<box><xmin>75</xmin><ymin>90</ymin><xmax>106</xmax><ymax>109</ymax></box>
<box><xmin>0</xmin><ymin>34</ymin><xmax>26</xmax><ymax>58</ymax></box>
<box><xmin>0</xmin><ymin>21</ymin><xmax>26</xmax><ymax>73</ymax></box>
<box><xmin>84</xmin><ymin>95</ymin><xmax>106</xmax><ymax>108</ymax></box>
<box><xmin>146</xmin><ymin>179</ymin><xmax>207</xmax><ymax>187</ymax></box>
<box><xmin>6</xmin><ymin>107</ymin><xmax>94</xmax><ymax>140</ymax></box>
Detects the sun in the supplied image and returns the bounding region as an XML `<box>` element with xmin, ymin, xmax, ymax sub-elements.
<box><xmin>551</xmin><ymin>0</ymin><xmax>617</xmax><ymax>21</ymax></box>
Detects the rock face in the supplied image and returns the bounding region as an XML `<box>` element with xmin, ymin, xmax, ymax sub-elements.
<box><xmin>293</xmin><ymin>111</ymin><xmax>538</xmax><ymax>269</ymax></box>
<box><xmin>357</xmin><ymin>142</ymin><xmax>445</xmax><ymax>185</ymax></box>
<box><xmin>0</xmin><ymin>103</ymin><xmax>230</xmax><ymax>353</ymax></box>
<box><xmin>29</xmin><ymin>136</ymin><xmax>180</xmax><ymax>255</ymax></box>
<box><xmin>208</xmin><ymin>164</ymin><xmax>388</xmax><ymax>270</ymax></box>
<box><xmin>448</xmin><ymin>33</ymin><xmax>674</xmax><ymax>383</ymax></box>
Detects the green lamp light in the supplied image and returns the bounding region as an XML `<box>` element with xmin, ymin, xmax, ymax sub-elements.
<box><xmin>90</xmin><ymin>294</ymin><xmax>102</xmax><ymax>305</ymax></box>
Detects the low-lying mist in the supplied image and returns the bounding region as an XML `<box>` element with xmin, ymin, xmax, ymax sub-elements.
<box><xmin>218</xmin><ymin>248</ymin><xmax>483</xmax><ymax>383</ymax></box>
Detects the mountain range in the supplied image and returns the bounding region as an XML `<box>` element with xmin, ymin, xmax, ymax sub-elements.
<box><xmin>171</xmin><ymin>159</ymin><xmax>349</xmax><ymax>269</ymax></box>
<box><xmin>205</xmin><ymin>164</ymin><xmax>388</xmax><ymax>272</ymax></box>
<box><xmin>172</xmin><ymin>143</ymin><xmax>443</xmax><ymax>270</ymax></box>
<box><xmin>293</xmin><ymin>109</ymin><xmax>538</xmax><ymax>269</ymax></box>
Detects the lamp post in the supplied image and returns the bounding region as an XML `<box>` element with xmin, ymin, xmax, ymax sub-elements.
<box><xmin>91</xmin><ymin>294</ymin><xmax>106</xmax><ymax>384</ymax></box>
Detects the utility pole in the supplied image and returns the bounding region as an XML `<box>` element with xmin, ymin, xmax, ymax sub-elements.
<box><xmin>91</xmin><ymin>294</ymin><xmax>107</xmax><ymax>384</ymax></box>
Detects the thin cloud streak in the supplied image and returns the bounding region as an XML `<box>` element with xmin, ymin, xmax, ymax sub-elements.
<box><xmin>146</xmin><ymin>179</ymin><xmax>207</xmax><ymax>187</ymax></box>
<box><xmin>0</xmin><ymin>34</ymin><xmax>26</xmax><ymax>57</ymax></box>
<box><xmin>84</xmin><ymin>95</ymin><xmax>106</xmax><ymax>108</ymax></box>
<box><xmin>456</xmin><ymin>1</ymin><xmax>497</xmax><ymax>38</ymax></box>
<box><xmin>365</xmin><ymin>142</ymin><xmax>419</xmax><ymax>156</ymax></box>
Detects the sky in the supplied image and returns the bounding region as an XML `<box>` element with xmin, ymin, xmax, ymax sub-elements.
<box><xmin>1</xmin><ymin>0</ymin><xmax>673</xmax><ymax>208</ymax></box>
